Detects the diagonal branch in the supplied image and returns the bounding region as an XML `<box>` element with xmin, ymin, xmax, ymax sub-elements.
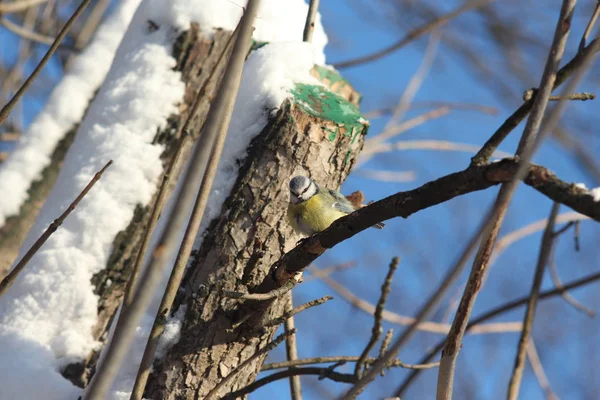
<box><xmin>0</xmin><ymin>0</ymin><xmax>94</xmax><ymax>126</ymax></box>
<box><xmin>355</xmin><ymin>257</ymin><xmax>399</xmax><ymax>378</ymax></box>
<box><xmin>271</xmin><ymin>159</ymin><xmax>599</xmax><ymax>291</ymax></box>
<box><xmin>507</xmin><ymin>203</ymin><xmax>560</xmax><ymax>400</ymax></box>
<box><xmin>394</xmin><ymin>269</ymin><xmax>600</xmax><ymax>397</ymax></box>
<box><xmin>333</xmin><ymin>0</ymin><xmax>494</xmax><ymax>69</ymax></box>
<box><xmin>471</xmin><ymin>37</ymin><xmax>600</xmax><ymax>166</ymax></box>
<box><xmin>437</xmin><ymin>2</ymin><xmax>577</xmax><ymax>398</ymax></box>
<box><xmin>0</xmin><ymin>160</ymin><xmax>112</xmax><ymax>297</ymax></box>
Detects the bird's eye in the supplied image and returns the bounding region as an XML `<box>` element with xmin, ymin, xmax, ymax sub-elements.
<box><xmin>299</xmin><ymin>184</ymin><xmax>311</xmax><ymax>197</ymax></box>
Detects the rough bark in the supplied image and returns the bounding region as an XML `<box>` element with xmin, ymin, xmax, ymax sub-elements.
<box><xmin>145</xmin><ymin>80</ymin><xmax>367</xmax><ymax>398</ymax></box>
<box><xmin>0</xmin><ymin>128</ymin><xmax>77</xmax><ymax>278</ymax></box>
<box><xmin>62</xmin><ymin>25</ymin><xmax>234</xmax><ymax>387</ymax></box>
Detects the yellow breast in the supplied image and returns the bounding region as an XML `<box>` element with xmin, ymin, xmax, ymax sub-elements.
<box><xmin>288</xmin><ymin>194</ymin><xmax>347</xmax><ymax>235</ymax></box>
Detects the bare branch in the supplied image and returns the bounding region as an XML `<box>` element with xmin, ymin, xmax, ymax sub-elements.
<box><xmin>271</xmin><ymin>159</ymin><xmax>600</xmax><ymax>291</ymax></box>
<box><xmin>263</xmin><ymin>356</ymin><xmax>439</xmax><ymax>371</ymax></box>
<box><xmin>263</xmin><ymin>296</ymin><xmax>333</xmax><ymax>328</ymax></box>
<box><xmin>226</xmin><ymin>367</ymin><xmax>355</xmax><ymax>399</ymax></box>
<box><xmin>471</xmin><ymin>37</ymin><xmax>600</xmax><ymax>165</ymax></box>
<box><xmin>377</xmin><ymin>329</ymin><xmax>394</xmax><ymax>376</ymax></box>
<box><xmin>523</xmin><ymin>89</ymin><xmax>595</xmax><ymax>101</ymax></box>
<box><xmin>363</xmin><ymin>139</ymin><xmax>512</xmax><ymax>160</ymax></box>
<box><xmin>0</xmin><ymin>0</ymin><xmax>94</xmax><ymax>126</ymax></box>
<box><xmin>527</xmin><ymin>340</ymin><xmax>560</xmax><ymax>400</ymax></box>
<box><xmin>0</xmin><ymin>0</ymin><xmax>48</xmax><ymax>13</ymax></box>
<box><xmin>284</xmin><ymin>293</ymin><xmax>303</xmax><ymax>400</ymax></box>
<box><xmin>127</xmin><ymin>21</ymin><xmax>243</xmax><ymax>400</ymax></box>
<box><xmin>0</xmin><ymin>160</ymin><xmax>112</xmax><ymax>298</ymax></box>
<box><xmin>548</xmin><ymin>248</ymin><xmax>595</xmax><ymax>317</ymax></box>
<box><xmin>356</xmin><ymin>169</ymin><xmax>416</xmax><ymax>183</ymax></box>
<box><xmin>333</xmin><ymin>0</ymin><xmax>493</xmax><ymax>69</ymax></box>
<box><xmin>355</xmin><ymin>257</ymin><xmax>399</xmax><ymax>378</ymax></box>
<box><xmin>1</xmin><ymin>16</ymin><xmax>52</xmax><ymax>45</ymax></box>
<box><xmin>507</xmin><ymin>203</ymin><xmax>560</xmax><ymax>400</ymax></box>
<box><xmin>302</xmin><ymin>0</ymin><xmax>320</xmax><ymax>42</ymax></box>
<box><xmin>394</xmin><ymin>270</ymin><xmax>600</xmax><ymax>397</ymax></box>
<box><xmin>317</xmin><ymin>271</ymin><xmax>521</xmax><ymax>334</ymax></box>
<box><xmin>82</xmin><ymin>2</ymin><xmax>262</xmax><ymax>398</ymax></box>
<box><xmin>437</xmin><ymin>2</ymin><xmax>577</xmax><ymax>397</ymax></box>
<box><xmin>363</xmin><ymin>101</ymin><xmax>499</xmax><ymax>119</ymax></box>
<box><xmin>579</xmin><ymin>0</ymin><xmax>600</xmax><ymax>50</ymax></box>
<box><xmin>207</xmin><ymin>330</ymin><xmax>295</xmax><ymax>400</ymax></box>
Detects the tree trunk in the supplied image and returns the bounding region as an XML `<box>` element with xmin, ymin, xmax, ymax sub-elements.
<box><xmin>145</xmin><ymin>77</ymin><xmax>367</xmax><ymax>398</ymax></box>
<box><xmin>62</xmin><ymin>25</ymin><xmax>234</xmax><ymax>387</ymax></box>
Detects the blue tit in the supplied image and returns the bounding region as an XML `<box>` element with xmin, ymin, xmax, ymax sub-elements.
<box><xmin>287</xmin><ymin>175</ymin><xmax>384</xmax><ymax>236</ymax></box>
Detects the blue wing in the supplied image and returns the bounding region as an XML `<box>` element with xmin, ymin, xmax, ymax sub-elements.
<box><xmin>326</xmin><ymin>187</ymin><xmax>385</xmax><ymax>230</ymax></box>
<box><xmin>327</xmin><ymin>188</ymin><xmax>357</xmax><ymax>214</ymax></box>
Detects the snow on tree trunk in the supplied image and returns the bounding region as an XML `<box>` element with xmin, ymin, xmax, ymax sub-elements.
<box><xmin>0</xmin><ymin>0</ymin><xmax>141</xmax><ymax>277</ymax></box>
<box><xmin>145</xmin><ymin>78</ymin><xmax>367</xmax><ymax>399</ymax></box>
<box><xmin>63</xmin><ymin>26</ymin><xmax>235</xmax><ymax>387</ymax></box>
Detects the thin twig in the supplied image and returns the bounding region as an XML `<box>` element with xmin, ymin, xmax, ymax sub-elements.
<box><xmin>129</xmin><ymin>17</ymin><xmax>245</xmax><ymax>400</ymax></box>
<box><xmin>341</xmin><ymin>217</ymin><xmax>486</xmax><ymax>400</ymax></box>
<box><xmin>355</xmin><ymin>257</ymin><xmax>399</xmax><ymax>379</ymax></box>
<box><xmin>436</xmin><ymin>3</ymin><xmax>577</xmax><ymax>399</ymax></box>
<box><xmin>492</xmin><ymin>212</ymin><xmax>588</xmax><ymax>266</ymax></box>
<box><xmin>71</xmin><ymin>0</ymin><xmax>110</xmax><ymax>52</ymax></box>
<box><xmin>0</xmin><ymin>161</ymin><xmax>112</xmax><ymax>298</ymax></box>
<box><xmin>205</xmin><ymin>330</ymin><xmax>294</xmax><ymax>400</ymax></box>
<box><xmin>333</xmin><ymin>0</ymin><xmax>493</xmax><ymax>69</ymax></box>
<box><xmin>0</xmin><ymin>0</ymin><xmax>48</xmax><ymax>13</ymax></box>
<box><xmin>507</xmin><ymin>202</ymin><xmax>560</xmax><ymax>400</ymax></box>
<box><xmin>284</xmin><ymin>293</ymin><xmax>303</xmax><ymax>400</ymax></box>
<box><xmin>0</xmin><ymin>16</ymin><xmax>74</xmax><ymax>48</ymax></box>
<box><xmin>262</xmin><ymin>356</ymin><xmax>439</xmax><ymax>371</ymax></box>
<box><xmin>471</xmin><ymin>36</ymin><xmax>600</xmax><ymax>165</ymax></box>
<box><xmin>0</xmin><ymin>132</ymin><xmax>20</xmax><ymax>141</ymax></box>
<box><xmin>374</xmin><ymin>32</ymin><xmax>442</xmax><ymax>141</ymax></box>
<box><xmin>523</xmin><ymin>89</ymin><xmax>595</xmax><ymax>101</ymax></box>
<box><xmin>363</xmin><ymin>139</ymin><xmax>512</xmax><ymax>161</ymax></box>
<box><xmin>361</xmin><ymin>107</ymin><xmax>451</xmax><ymax>161</ymax></box>
<box><xmin>548</xmin><ymin>248</ymin><xmax>595</xmax><ymax>316</ymax></box>
<box><xmin>223</xmin><ymin>278</ymin><xmax>297</xmax><ymax>301</ymax></box>
<box><xmin>121</xmin><ymin>14</ymin><xmax>241</xmax><ymax>315</ymax></box>
<box><xmin>82</xmin><ymin>3</ymin><xmax>261</xmax><ymax>399</ymax></box>
<box><xmin>527</xmin><ymin>340</ymin><xmax>559</xmax><ymax>400</ymax></box>
<box><xmin>378</xmin><ymin>329</ymin><xmax>394</xmax><ymax>376</ymax></box>
<box><xmin>315</xmin><ymin>267</ymin><xmax>521</xmax><ymax>334</ymax></box>
<box><xmin>355</xmin><ymin>169</ymin><xmax>416</xmax><ymax>183</ymax></box>
<box><xmin>363</xmin><ymin>101</ymin><xmax>498</xmax><ymax>119</ymax></box>
<box><xmin>357</xmin><ymin>32</ymin><xmax>443</xmax><ymax>166</ymax></box>
<box><xmin>263</xmin><ymin>296</ymin><xmax>332</xmax><ymax>328</ymax></box>
<box><xmin>393</xmin><ymin>270</ymin><xmax>600</xmax><ymax>397</ymax></box>
<box><xmin>302</xmin><ymin>0</ymin><xmax>320</xmax><ymax>42</ymax></box>
<box><xmin>1</xmin><ymin>5</ymin><xmax>38</xmax><ymax>110</ymax></box>
<box><xmin>303</xmin><ymin>262</ymin><xmax>357</xmax><ymax>283</ymax></box>
<box><xmin>0</xmin><ymin>0</ymin><xmax>94</xmax><ymax>126</ymax></box>
<box><xmin>0</xmin><ymin>17</ymin><xmax>54</xmax><ymax>45</ymax></box>
<box><xmin>579</xmin><ymin>0</ymin><xmax>600</xmax><ymax>51</ymax></box>
<box><xmin>226</xmin><ymin>366</ymin><xmax>355</xmax><ymax>399</ymax></box>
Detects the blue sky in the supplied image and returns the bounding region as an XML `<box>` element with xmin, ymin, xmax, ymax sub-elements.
<box><xmin>2</xmin><ymin>0</ymin><xmax>599</xmax><ymax>399</ymax></box>
<box><xmin>259</xmin><ymin>1</ymin><xmax>600</xmax><ymax>399</ymax></box>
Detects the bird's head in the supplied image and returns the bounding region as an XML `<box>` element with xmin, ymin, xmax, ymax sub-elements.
<box><xmin>289</xmin><ymin>175</ymin><xmax>318</xmax><ymax>204</ymax></box>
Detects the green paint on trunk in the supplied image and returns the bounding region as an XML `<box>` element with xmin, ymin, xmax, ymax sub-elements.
<box><xmin>290</xmin><ymin>83</ymin><xmax>367</xmax><ymax>144</ymax></box>
<box><xmin>312</xmin><ymin>65</ymin><xmax>347</xmax><ymax>86</ymax></box>
<box><xmin>250</xmin><ymin>40</ymin><xmax>268</xmax><ymax>52</ymax></box>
